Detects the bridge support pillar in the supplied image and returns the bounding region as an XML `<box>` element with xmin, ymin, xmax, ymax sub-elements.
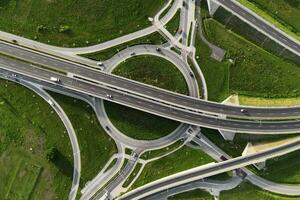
<box><xmin>218</xmin><ymin>130</ymin><xmax>236</xmax><ymax>141</ymax></box>
<box><xmin>207</xmin><ymin>0</ymin><xmax>220</xmax><ymax>15</ymax></box>
<box><xmin>253</xmin><ymin>161</ymin><xmax>266</xmax><ymax>170</ymax></box>
<box><xmin>242</xmin><ymin>143</ymin><xmax>266</xmax><ymax>170</ymax></box>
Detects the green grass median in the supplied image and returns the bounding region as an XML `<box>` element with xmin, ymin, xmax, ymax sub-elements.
<box><xmin>131</xmin><ymin>146</ymin><xmax>215</xmax><ymax>189</ymax></box>
<box><xmin>165</xmin><ymin>9</ymin><xmax>181</xmax><ymax>35</ymax></box>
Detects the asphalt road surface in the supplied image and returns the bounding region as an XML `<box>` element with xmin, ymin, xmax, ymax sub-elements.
<box><xmin>1</xmin><ymin>42</ymin><xmax>300</xmax><ymax>120</ymax></box>
<box><xmin>2</xmin><ymin>54</ymin><xmax>300</xmax><ymax>134</ymax></box>
<box><xmin>215</xmin><ymin>0</ymin><xmax>300</xmax><ymax>55</ymax></box>
<box><xmin>120</xmin><ymin>138</ymin><xmax>300</xmax><ymax>200</ymax></box>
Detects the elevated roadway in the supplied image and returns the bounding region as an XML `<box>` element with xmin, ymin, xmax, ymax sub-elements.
<box><xmin>118</xmin><ymin>137</ymin><xmax>300</xmax><ymax>200</ymax></box>
<box><xmin>1</xmin><ymin>42</ymin><xmax>300</xmax><ymax>121</ymax></box>
<box><xmin>3</xmin><ymin>54</ymin><xmax>300</xmax><ymax>134</ymax></box>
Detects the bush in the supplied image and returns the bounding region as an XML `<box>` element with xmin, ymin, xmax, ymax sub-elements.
<box><xmin>59</xmin><ymin>25</ymin><xmax>71</xmax><ymax>33</ymax></box>
<box><xmin>46</xmin><ymin>147</ymin><xmax>58</xmax><ymax>161</ymax></box>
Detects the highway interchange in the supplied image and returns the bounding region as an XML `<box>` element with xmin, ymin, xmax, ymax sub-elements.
<box><xmin>0</xmin><ymin>0</ymin><xmax>300</xmax><ymax>200</ymax></box>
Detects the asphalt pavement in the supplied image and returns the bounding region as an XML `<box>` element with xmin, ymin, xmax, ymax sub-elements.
<box><xmin>2</xmin><ymin>42</ymin><xmax>300</xmax><ymax>121</ymax></box>
<box><xmin>214</xmin><ymin>0</ymin><xmax>300</xmax><ymax>56</ymax></box>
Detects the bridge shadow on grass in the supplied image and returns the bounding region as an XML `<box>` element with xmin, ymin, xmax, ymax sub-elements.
<box><xmin>53</xmin><ymin>151</ymin><xmax>87</xmax><ymax>188</ymax></box>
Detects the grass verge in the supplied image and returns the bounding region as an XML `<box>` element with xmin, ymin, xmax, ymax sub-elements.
<box><xmin>140</xmin><ymin>140</ymin><xmax>184</xmax><ymax>160</ymax></box>
<box><xmin>123</xmin><ymin>163</ymin><xmax>143</xmax><ymax>188</ymax></box>
<box><xmin>159</xmin><ymin>0</ymin><xmax>175</xmax><ymax>20</ymax></box>
<box><xmin>81</xmin><ymin>32</ymin><xmax>166</xmax><ymax>61</ymax></box>
<box><xmin>165</xmin><ymin>9</ymin><xmax>181</xmax><ymax>35</ymax></box>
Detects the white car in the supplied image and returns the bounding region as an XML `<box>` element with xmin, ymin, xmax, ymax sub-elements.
<box><xmin>47</xmin><ymin>100</ymin><xmax>54</xmax><ymax>106</ymax></box>
<box><xmin>240</xmin><ymin>109</ymin><xmax>246</xmax><ymax>113</ymax></box>
<box><xmin>50</xmin><ymin>77</ymin><xmax>60</xmax><ymax>83</ymax></box>
<box><xmin>106</xmin><ymin>94</ymin><xmax>113</xmax><ymax>99</ymax></box>
<box><xmin>97</xmin><ymin>62</ymin><xmax>104</xmax><ymax>66</ymax></box>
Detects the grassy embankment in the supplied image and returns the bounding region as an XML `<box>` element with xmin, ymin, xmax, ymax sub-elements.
<box><xmin>197</xmin><ymin>17</ymin><xmax>300</xmax><ymax>101</ymax></box>
<box><xmin>237</xmin><ymin>0</ymin><xmax>300</xmax><ymax>41</ymax></box>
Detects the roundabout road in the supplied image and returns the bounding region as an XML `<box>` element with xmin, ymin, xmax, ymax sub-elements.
<box><xmin>99</xmin><ymin>45</ymin><xmax>200</xmax><ymax>150</ymax></box>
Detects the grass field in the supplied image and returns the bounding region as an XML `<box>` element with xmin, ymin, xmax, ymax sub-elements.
<box><xmin>0</xmin><ymin>0</ymin><xmax>165</xmax><ymax>47</ymax></box>
<box><xmin>220</xmin><ymin>182</ymin><xmax>299</xmax><ymax>200</ymax></box>
<box><xmin>237</xmin><ymin>0</ymin><xmax>300</xmax><ymax>41</ymax></box>
<box><xmin>104</xmin><ymin>55</ymin><xmax>188</xmax><ymax>140</ymax></box>
<box><xmin>0</xmin><ymin>79</ymin><xmax>73</xmax><ymax>200</ymax></box>
<box><xmin>50</xmin><ymin>92</ymin><xmax>117</xmax><ymax>187</ymax></box>
<box><xmin>168</xmin><ymin>189</ymin><xmax>213</xmax><ymax>200</ymax></box>
<box><xmin>131</xmin><ymin>146</ymin><xmax>215</xmax><ymax>189</ymax></box>
<box><xmin>81</xmin><ymin>32</ymin><xmax>166</xmax><ymax>61</ymax></box>
<box><xmin>5</xmin><ymin>161</ymin><xmax>41</xmax><ymax>200</ymax></box>
<box><xmin>165</xmin><ymin>9</ymin><xmax>181</xmax><ymax>35</ymax></box>
<box><xmin>113</xmin><ymin>56</ymin><xmax>188</xmax><ymax>95</ymax></box>
<box><xmin>203</xmin><ymin>19</ymin><xmax>300</xmax><ymax>99</ymax></box>
<box><xmin>254</xmin><ymin>149</ymin><xmax>300</xmax><ymax>184</ymax></box>
<box><xmin>104</xmin><ymin>101</ymin><xmax>180</xmax><ymax>140</ymax></box>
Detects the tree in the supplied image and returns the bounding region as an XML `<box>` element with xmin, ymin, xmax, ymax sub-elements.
<box><xmin>46</xmin><ymin>147</ymin><xmax>58</xmax><ymax>161</ymax></box>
